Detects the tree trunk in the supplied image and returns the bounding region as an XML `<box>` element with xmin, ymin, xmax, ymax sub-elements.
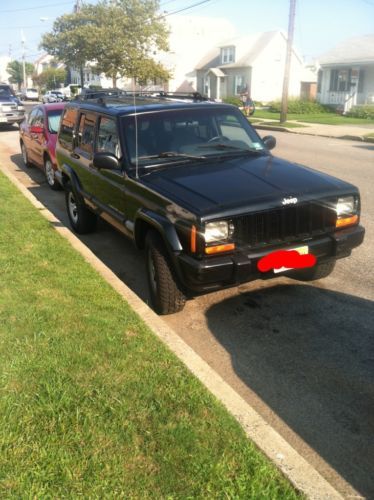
<box><xmin>112</xmin><ymin>75</ymin><xmax>117</xmax><ymax>87</ymax></box>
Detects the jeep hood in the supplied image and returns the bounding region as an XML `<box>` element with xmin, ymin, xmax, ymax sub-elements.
<box><xmin>141</xmin><ymin>154</ymin><xmax>357</xmax><ymax>218</ymax></box>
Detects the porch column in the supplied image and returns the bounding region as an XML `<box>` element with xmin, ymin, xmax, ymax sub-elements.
<box><xmin>216</xmin><ymin>76</ymin><xmax>221</xmax><ymax>101</ymax></box>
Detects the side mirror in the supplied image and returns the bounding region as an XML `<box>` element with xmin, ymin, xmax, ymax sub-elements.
<box><xmin>30</xmin><ymin>125</ymin><xmax>44</xmax><ymax>134</ymax></box>
<box><xmin>93</xmin><ymin>152</ymin><xmax>119</xmax><ymax>170</ymax></box>
<box><xmin>263</xmin><ymin>135</ymin><xmax>276</xmax><ymax>150</ymax></box>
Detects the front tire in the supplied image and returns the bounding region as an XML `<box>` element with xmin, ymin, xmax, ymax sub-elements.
<box><xmin>145</xmin><ymin>231</ymin><xmax>186</xmax><ymax>315</ymax></box>
<box><xmin>44</xmin><ymin>158</ymin><xmax>61</xmax><ymax>191</ymax></box>
<box><xmin>65</xmin><ymin>182</ymin><xmax>97</xmax><ymax>234</ymax></box>
<box><xmin>288</xmin><ymin>260</ymin><xmax>336</xmax><ymax>282</ymax></box>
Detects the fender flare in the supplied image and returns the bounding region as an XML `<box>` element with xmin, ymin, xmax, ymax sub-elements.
<box><xmin>134</xmin><ymin>209</ymin><xmax>183</xmax><ymax>254</ymax></box>
<box><xmin>60</xmin><ymin>163</ymin><xmax>84</xmax><ymax>201</ymax></box>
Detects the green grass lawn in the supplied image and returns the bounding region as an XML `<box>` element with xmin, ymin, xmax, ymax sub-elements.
<box><xmin>254</xmin><ymin>109</ymin><xmax>374</xmax><ymax>126</ymax></box>
<box><xmin>0</xmin><ymin>171</ymin><xmax>300</xmax><ymax>498</ymax></box>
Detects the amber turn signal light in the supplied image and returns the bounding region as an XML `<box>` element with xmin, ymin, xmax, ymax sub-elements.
<box><xmin>190</xmin><ymin>225</ymin><xmax>197</xmax><ymax>253</ymax></box>
<box><xmin>336</xmin><ymin>214</ymin><xmax>358</xmax><ymax>228</ymax></box>
<box><xmin>205</xmin><ymin>243</ymin><xmax>235</xmax><ymax>255</ymax></box>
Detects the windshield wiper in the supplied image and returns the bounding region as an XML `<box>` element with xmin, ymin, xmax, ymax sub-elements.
<box><xmin>198</xmin><ymin>143</ymin><xmax>264</xmax><ymax>153</ymax></box>
<box><xmin>138</xmin><ymin>151</ymin><xmax>207</xmax><ymax>161</ymax></box>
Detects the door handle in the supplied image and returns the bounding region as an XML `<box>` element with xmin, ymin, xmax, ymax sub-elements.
<box><xmin>70</xmin><ymin>153</ymin><xmax>80</xmax><ymax>159</ymax></box>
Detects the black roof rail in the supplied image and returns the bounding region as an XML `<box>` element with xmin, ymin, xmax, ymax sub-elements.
<box><xmin>71</xmin><ymin>90</ymin><xmax>213</xmax><ymax>106</ymax></box>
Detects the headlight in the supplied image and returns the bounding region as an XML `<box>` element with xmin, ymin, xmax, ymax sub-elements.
<box><xmin>336</xmin><ymin>196</ymin><xmax>355</xmax><ymax>217</ymax></box>
<box><xmin>335</xmin><ymin>196</ymin><xmax>359</xmax><ymax>228</ymax></box>
<box><xmin>205</xmin><ymin>221</ymin><xmax>234</xmax><ymax>243</ymax></box>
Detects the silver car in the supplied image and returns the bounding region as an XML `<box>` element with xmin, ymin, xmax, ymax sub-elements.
<box><xmin>42</xmin><ymin>90</ymin><xmax>66</xmax><ymax>103</ymax></box>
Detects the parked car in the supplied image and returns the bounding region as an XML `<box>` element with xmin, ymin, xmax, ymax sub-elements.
<box><xmin>0</xmin><ymin>84</ymin><xmax>25</xmax><ymax>126</ymax></box>
<box><xmin>22</xmin><ymin>88</ymin><xmax>39</xmax><ymax>101</ymax></box>
<box><xmin>19</xmin><ymin>102</ymin><xmax>66</xmax><ymax>190</ymax></box>
<box><xmin>55</xmin><ymin>93</ymin><xmax>365</xmax><ymax>314</ymax></box>
<box><xmin>42</xmin><ymin>90</ymin><xmax>67</xmax><ymax>103</ymax></box>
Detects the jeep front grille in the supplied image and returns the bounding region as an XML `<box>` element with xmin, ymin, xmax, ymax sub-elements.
<box><xmin>233</xmin><ymin>202</ymin><xmax>337</xmax><ymax>248</ymax></box>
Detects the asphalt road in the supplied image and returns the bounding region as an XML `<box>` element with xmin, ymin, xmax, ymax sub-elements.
<box><xmin>0</xmin><ymin>126</ymin><xmax>373</xmax><ymax>498</ymax></box>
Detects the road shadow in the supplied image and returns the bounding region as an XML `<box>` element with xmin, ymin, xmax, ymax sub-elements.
<box><xmin>205</xmin><ymin>284</ymin><xmax>374</xmax><ymax>498</ymax></box>
<box><xmin>353</xmin><ymin>143</ymin><xmax>374</xmax><ymax>151</ymax></box>
<box><xmin>9</xmin><ymin>153</ymin><xmax>151</xmax><ymax>305</ymax></box>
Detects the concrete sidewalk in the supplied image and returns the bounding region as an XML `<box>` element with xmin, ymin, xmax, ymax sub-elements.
<box><xmin>253</xmin><ymin>118</ymin><xmax>374</xmax><ymax>143</ymax></box>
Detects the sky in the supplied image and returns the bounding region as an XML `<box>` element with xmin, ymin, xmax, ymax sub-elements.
<box><xmin>0</xmin><ymin>0</ymin><xmax>373</xmax><ymax>64</ymax></box>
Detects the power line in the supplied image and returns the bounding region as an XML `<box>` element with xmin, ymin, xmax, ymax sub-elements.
<box><xmin>0</xmin><ymin>1</ymin><xmax>74</xmax><ymax>14</ymax></box>
<box><xmin>161</xmin><ymin>0</ymin><xmax>212</xmax><ymax>17</ymax></box>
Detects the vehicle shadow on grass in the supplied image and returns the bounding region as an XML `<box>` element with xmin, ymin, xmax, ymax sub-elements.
<box><xmin>205</xmin><ymin>283</ymin><xmax>374</xmax><ymax>498</ymax></box>
<box><xmin>10</xmin><ymin>154</ymin><xmax>151</xmax><ymax>305</ymax></box>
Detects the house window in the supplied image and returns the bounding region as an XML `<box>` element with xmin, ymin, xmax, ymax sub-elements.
<box><xmin>234</xmin><ymin>76</ymin><xmax>246</xmax><ymax>95</ymax></box>
<box><xmin>221</xmin><ymin>46</ymin><xmax>235</xmax><ymax>65</ymax></box>
<box><xmin>329</xmin><ymin>68</ymin><xmax>352</xmax><ymax>92</ymax></box>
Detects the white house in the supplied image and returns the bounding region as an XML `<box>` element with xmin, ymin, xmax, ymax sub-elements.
<box><xmin>157</xmin><ymin>15</ymin><xmax>236</xmax><ymax>91</ymax></box>
<box><xmin>317</xmin><ymin>34</ymin><xmax>374</xmax><ymax>112</ymax></box>
<box><xmin>195</xmin><ymin>30</ymin><xmax>305</xmax><ymax>103</ymax></box>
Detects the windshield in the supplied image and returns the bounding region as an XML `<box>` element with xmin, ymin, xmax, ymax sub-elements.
<box><xmin>121</xmin><ymin>107</ymin><xmax>265</xmax><ymax>168</ymax></box>
<box><xmin>0</xmin><ymin>86</ymin><xmax>13</xmax><ymax>97</ymax></box>
<box><xmin>47</xmin><ymin>109</ymin><xmax>63</xmax><ymax>134</ymax></box>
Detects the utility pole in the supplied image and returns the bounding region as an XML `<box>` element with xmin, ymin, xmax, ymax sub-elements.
<box><xmin>21</xmin><ymin>30</ymin><xmax>26</xmax><ymax>89</ymax></box>
<box><xmin>280</xmin><ymin>0</ymin><xmax>296</xmax><ymax>124</ymax></box>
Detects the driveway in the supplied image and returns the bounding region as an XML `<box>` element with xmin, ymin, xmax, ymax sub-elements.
<box><xmin>0</xmin><ymin>128</ymin><xmax>373</xmax><ymax>498</ymax></box>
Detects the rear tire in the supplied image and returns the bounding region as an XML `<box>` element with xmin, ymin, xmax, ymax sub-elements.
<box><xmin>44</xmin><ymin>158</ymin><xmax>61</xmax><ymax>191</ymax></box>
<box><xmin>145</xmin><ymin>231</ymin><xmax>186</xmax><ymax>315</ymax></box>
<box><xmin>65</xmin><ymin>182</ymin><xmax>97</xmax><ymax>234</ymax></box>
<box><xmin>288</xmin><ymin>260</ymin><xmax>336</xmax><ymax>281</ymax></box>
<box><xmin>20</xmin><ymin>141</ymin><xmax>31</xmax><ymax>168</ymax></box>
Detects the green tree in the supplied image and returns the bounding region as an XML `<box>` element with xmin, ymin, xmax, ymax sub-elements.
<box><xmin>33</xmin><ymin>67</ymin><xmax>67</xmax><ymax>90</ymax></box>
<box><xmin>40</xmin><ymin>0</ymin><xmax>170</xmax><ymax>88</ymax></box>
<box><xmin>6</xmin><ymin>60</ymin><xmax>35</xmax><ymax>90</ymax></box>
<box><xmin>40</xmin><ymin>8</ymin><xmax>98</xmax><ymax>87</ymax></box>
<box><xmin>89</xmin><ymin>0</ymin><xmax>170</xmax><ymax>86</ymax></box>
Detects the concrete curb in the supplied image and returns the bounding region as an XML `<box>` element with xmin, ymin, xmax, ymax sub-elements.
<box><xmin>253</xmin><ymin>124</ymin><xmax>374</xmax><ymax>143</ymax></box>
<box><xmin>1</xmin><ymin>163</ymin><xmax>347</xmax><ymax>500</ymax></box>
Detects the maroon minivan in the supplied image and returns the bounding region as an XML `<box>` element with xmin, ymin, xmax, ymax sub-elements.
<box><xmin>19</xmin><ymin>102</ymin><xmax>66</xmax><ymax>190</ymax></box>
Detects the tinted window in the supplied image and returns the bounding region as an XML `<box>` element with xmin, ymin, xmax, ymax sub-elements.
<box><xmin>96</xmin><ymin>116</ymin><xmax>121</xmax><ymax>158</ymax></box>
<box><xmin>59</xmin><ymin>107</ymin><xmax>78</xmax><ymax>151</ymax></box>
<box><xmin>76</xmin><ymin>113</ymin><xmax>96</xmax><ymax>157</ymax></box>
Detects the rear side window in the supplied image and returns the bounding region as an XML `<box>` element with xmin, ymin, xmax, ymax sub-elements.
<box><xmin>59</xmin><ymin>107</ymin><xmax>78</xmax><ymax>151</ymax></box>
<box><xmin>76</xmin><ymin>113</ymin><xmax>96</xmax><ymax>157</ymax></box>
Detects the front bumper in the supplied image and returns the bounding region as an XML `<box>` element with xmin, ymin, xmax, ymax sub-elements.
<box><xmin>177</xmin><ymin>225</ymin><xmax>365</xmax><ymax>293</ymax></box>
<box><xmin>0</xmin><ymin>111</ymin><xmax>25</xmax><ymax>124</ymax></box>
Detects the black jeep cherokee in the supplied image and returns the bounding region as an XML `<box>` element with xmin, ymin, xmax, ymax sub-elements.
<box><xmin>55</xmin><ymin>94</ymin><xmax>365</xmax><ymax>314</ymax></box>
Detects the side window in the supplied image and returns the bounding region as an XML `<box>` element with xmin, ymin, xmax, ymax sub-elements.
<box><xmin>96</xmin><ymin>116</ymin><xmax>121</xmax><ymax>158</ymax></box>
<box><xmin>76</xmin><ymin>113</ymin><xmax>96</xmax><ymax>157</ymax></box>
<box><xmin>59</xmin><ymin>107</ymin><xmax>78</xmax><ymax>151</ymax></box>
<box><xmin>27</xmin><ymin>108</ymin><xmax>38</xmax><ymax>126</ymax></box>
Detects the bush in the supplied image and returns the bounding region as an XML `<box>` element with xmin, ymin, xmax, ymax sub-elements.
<box><xmin>222</xmin><ymin>96</ymin><xmax>242</xmax><ymax>107</ymax></box>
<box><xmin>345</xmin><ymin>105</ymin><xmax>374</xmax><ymax>119</ymax></box>
<box><xmin>268</xmin><ymin>98</ymin><xmax>331</xmax><ymax>114</ymax></box>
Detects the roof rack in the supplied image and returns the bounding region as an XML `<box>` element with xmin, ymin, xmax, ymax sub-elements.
<box><xmin>73</xmin><ymin>89</ymin><xmax>211</xmax><ymax>103</ymax></box>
